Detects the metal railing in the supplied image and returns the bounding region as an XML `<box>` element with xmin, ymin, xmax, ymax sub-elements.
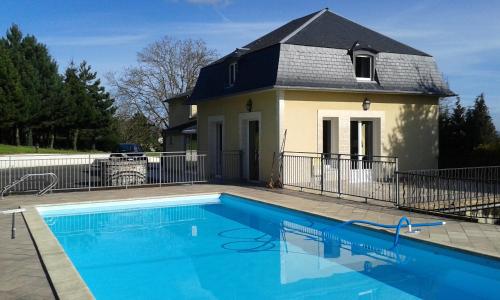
<box><xmin>1</xmin><ymin>173</ymin><xmax>58</xmax><ymax>198</ymax></box>
<box><xmin>0</xmin><ymin>151</ymin><xmax>211</xmax><ymax>195</ymax></box>
<box><xmin>397</xmin><ymin>167</ymin><xmax>500</xmax><ymax>221</ymax></box>
<box><xmin>281</xmin><ymin>152</ymin><xmax>398</xmax><ymax>202</ymax></box>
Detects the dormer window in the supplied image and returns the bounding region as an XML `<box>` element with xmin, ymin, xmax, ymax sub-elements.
<box><xmin>228</xmin><ymin>62</ymin><xmax>237</xmax><ymax>86</ymax></box>
<box><xmin>354</xmin><ymin>55</ymin><xmax>373</xmax><ymax>81</ymax></box>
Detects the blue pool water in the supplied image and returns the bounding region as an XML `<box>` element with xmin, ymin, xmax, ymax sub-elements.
<box><xmin>39</xmin><ymin>194</ymin><xmax>500</xmax><ymax>299</ymax></box>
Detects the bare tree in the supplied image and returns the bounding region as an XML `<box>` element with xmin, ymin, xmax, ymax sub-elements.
<box><xmin>108</xmin><ymin>37</ymin><xmax>217</xmax><ymax>128</ymax></box>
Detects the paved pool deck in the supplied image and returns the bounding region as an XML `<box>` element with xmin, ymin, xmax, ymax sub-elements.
<box><xmin>1</xmin><ymin>184</ymin><xmax>500</xmax><ymax>299</ymax></box>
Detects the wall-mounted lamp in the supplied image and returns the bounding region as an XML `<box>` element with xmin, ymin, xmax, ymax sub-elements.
<box><xmin>246</xmin><ymin>99</ymin><xmax>253</xmax><ymax>112</ymax></box>
<box><xmin>362</xmin><ymin>97</ymin><xmax>371</xmax><ymax>111</ymax></box>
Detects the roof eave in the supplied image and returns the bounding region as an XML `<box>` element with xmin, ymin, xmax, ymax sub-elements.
<box><xmin>275</xmin><ymin>85</ymin><xmax>455</xmax><ymax>97</ymax></box>
<box><xmin>188</xmin><ymin>84</ymin><xmax>455</xmax><ymax>104</ymax></box>
<box><xmin>275</xmin><ymin>85</ymin><xmax>456</xmax><ymax>97</ymax></box>
<box><xmin>163</xmin><ymin>91</ymin><xmax>192</xmax><ymax>103</ymax></box>
<box><xmin>187</xmin><ymin>86</ymin><xmax>277</xmax><ymax>104</ymax></box>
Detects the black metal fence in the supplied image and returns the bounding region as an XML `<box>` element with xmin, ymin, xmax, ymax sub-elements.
<box><xmin>397</xmin><ymin>167</ymin><xmax>500</xmax><ymax>222</ymax></box>
<box><xmin>282</xmin><ymin>152</ymin><xmax>398</xmax><ymax>202</ymax></box>
<box><xmin>4</xmin><ymin>148</ymin><xmax>499</xmax><ymax>223</ymax></box>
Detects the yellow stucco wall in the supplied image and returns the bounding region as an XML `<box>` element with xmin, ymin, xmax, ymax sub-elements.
<box><xmin>197</xmin><ymin>90</ymin><xmax>279</xmax><ymax>181</ymax></box>
<box><xmin>282</xmin><ymin>90</ymin><xmax>440</xmax><ymax>170</ymax></box>
<box><xmin>197</xmin><ymin>88</ymin><xmax>439</xmax><ymax>180</ymax></box>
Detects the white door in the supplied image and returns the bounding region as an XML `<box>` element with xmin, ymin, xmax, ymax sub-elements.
<box><xmin>239</xmin><ymin>112</ymin><xmax>261</xmax><ymax>180</ymax></box>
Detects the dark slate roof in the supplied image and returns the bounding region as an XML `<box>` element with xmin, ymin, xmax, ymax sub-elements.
<box><xmin>242</xmin><ymin>10</ymin><xmax>321</xmax><ymax>53</ymax></box>
<box><xmin>164</xmin><ymin>120</ymin><xmax>197</xmax><ymax>134</ymax></box>
<box><xmin>190</xmin><ymin>44</ymin><xmax>281</xmax><ymax>102</ymax></box>
<box><xmin>285</xmin><ymin>10</ymin><xmax>429</xmax><ymax>56</ymax></box>
<box><xmin>189</xmin><ymin>9</ymin><xmax>453</xmax><ymax>103</ymax></box>
<box><xmin>164</xmin><ymin>90</ymin><xmax>191</xmax><ymax>103</ymax></box>
<box><xmin>275</xmin><ymin>44</ymin><xmax>453</xmax><ymax>95</ymax></box>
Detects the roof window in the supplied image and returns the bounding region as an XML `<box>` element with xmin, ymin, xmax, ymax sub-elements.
<box><xmin>354</xmin><ymin>54</ymin><xmax>373</xmax><ymax>81</ymax></box>
<box><xmin>228</xmin><ymin>62</ymin><xmax>237</xmax><ymax>86</ymax></box>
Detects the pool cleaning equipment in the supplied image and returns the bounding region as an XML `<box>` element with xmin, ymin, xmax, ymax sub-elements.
<box><xmin>342</xmin><ymin>216</ymin><xmax>446</xmax><ymax>246</ymax></box>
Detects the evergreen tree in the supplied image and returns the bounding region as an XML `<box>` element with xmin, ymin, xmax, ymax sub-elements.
<box><xmin>0</xmin><ymin>42</ymin><xmax>22</xmax><ymax>141</ymax></box>
<box><xmin>0</xmin><ymin>25</ymin><xmax>116</xmax><ymax>150</ymax></box>
<box><xmin>77</xmin><ymin>61</ymin><xmax>115</xmax><ymax>150</ymax></box>
<box><xmin>62</xmin><ymin>62</ymin><xmax>88</xmax><ymax>150</ymax></box>
<box><xmin>449</xmin><ymin>98</ymin><xmax>467</xmax><ymax>146</ymax></box>
<box><xmin>2</xmin><ymin>25</ymin><xmax>30</xmax><ymax>145</ymax></box>
<box><xmin>466</xmin><ymin>93</ymin><xmax>497</xmax><ymax>149</ymax></box>
<box><xmin>31</xmin><ymin>39</ymin><xmax>63</xmax><ymax>148</ymax></box>
<box><xmin>1</xmin><ymin>24</ymin><xmax>62</xmax><ymax>146</ymax></box>
<box><xmin>439</xmin><ymin>97</ymin><xmax>470</xmax><ymax>167</ymax></box>
<box><xmin>62</xmin><ymin>61</ymin><xmax>115</xmax><ymax>150</ymax></box>
<box><xmin>0</xmin><ymin>42</ymin><xmax>22</xmax><ymax>143</ymax></box>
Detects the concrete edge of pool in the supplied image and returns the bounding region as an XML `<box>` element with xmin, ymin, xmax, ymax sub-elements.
<box><xmin>22</xmin><ymin>189</ymin><xmax>500</xmax><ymax>300</ymax></box>
<box><xmin>24</xmin><ymin>207</ymin><xmax>94</xmax><ymax>300</ymax></box>
<box><xmin>24</xmin><ymin>192</ymin><xmax>226</xmax><ymax>300</ymax></box>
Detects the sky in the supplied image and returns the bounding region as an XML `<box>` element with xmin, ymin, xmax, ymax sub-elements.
<box><xmin>1</xmin><ymin>0</ymin><xmax>499</xmax><ymax>127</ymax></box>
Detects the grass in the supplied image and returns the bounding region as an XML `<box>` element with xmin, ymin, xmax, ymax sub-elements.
<box><xmin>0</xmin><ymin>144</ymin><xmax>102</xmax><ymax>155</ymax></box>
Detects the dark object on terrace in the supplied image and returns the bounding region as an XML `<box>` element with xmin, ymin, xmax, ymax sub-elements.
<box><xmin>111</xmin><ymin>143</ymin><xmax>147</xmax><ymax>160</ymax></box>
<box><xmin>104</xmin><ymin>160</ymin><xmax>147</xmax><ymax>186</ymax></box>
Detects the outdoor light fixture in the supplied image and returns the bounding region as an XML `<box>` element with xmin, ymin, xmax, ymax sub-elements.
<box><xmin>362</xmin><ymin>97</ymin><xmax>371</xmax><ymax>111</ymax></box>
<box><xmin>246</xmin><ymin>99</ymin><xmax>253</xmax><ymax>112</ymax></box>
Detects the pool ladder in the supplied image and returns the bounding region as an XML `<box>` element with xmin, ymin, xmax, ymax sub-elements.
<box><xmin>1</xmin><ymin>173</ymin><xmax>58</xmax><ymax>199</ymax></box>
<box><xmin>343</xmin><ymin>216</ymin><xmax>446</xmax><ymax>246</ymax></box>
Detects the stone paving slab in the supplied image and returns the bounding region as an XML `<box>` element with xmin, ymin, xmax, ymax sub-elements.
<box><xmin>1</xmin><ymin>184</ymin><xmax>500</xmax><ymax>299</ymax></box>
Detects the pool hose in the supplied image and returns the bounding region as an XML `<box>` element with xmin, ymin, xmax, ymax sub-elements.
<box><xmin>341</xmin><ymin>216</ymin><xmax>446</xmax><ymax>246</ymax></box>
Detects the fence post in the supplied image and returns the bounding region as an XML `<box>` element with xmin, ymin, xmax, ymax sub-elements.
<box><xmin>8</xmin><ymin>156</ymin><xmax>12</xmax><ymax>185</ymax></box>
<box><xmin>395</xmin><ymin>157</ymin><xmax>400</xmax><ymax>207</ymax></box>
<box><xmin>320</xmin><ymin>154</ymin><xmax>324</xmax><ymax>194</ymax></box>
<box><xmin>188</xmin><ymin>152</ymin><xmax>193</xmax><ymax>185</ymax></box>
<box><xmin>88</xmin><ymin>154</ymin><xmax>91</xmax><ymax>191</ymax></box>
<box><xmin>239</xmin><ymin>150</ymin><xmax>244</xmax><ymax>181</ymax></box>
<box><xmin>280</xmin><ymin>152</ymin><xmax>284</xmax><ymax>187</ymax></box>
<box><xmin>159</xmin><ymin>154</ymin><xmax>163</xmax><ymax>187</ymax></box>
<box><xmin>337</xmin><ymin>154</ymin><xmax>341</xmax><ymax>197</ymax></box>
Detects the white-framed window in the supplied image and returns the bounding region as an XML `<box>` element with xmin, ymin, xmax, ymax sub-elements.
<box><xmin>228</xmin><ymin>62</ymin><xmax>237</xmax><ymax>86</ymax></box>
<box><xmin>354</xmin><ymin>55</ymin><xmax>373</xmax><ymax>81</ymax></box>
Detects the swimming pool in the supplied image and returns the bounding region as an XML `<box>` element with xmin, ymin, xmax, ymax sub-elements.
<box><xmin>38</xmin><ymin>193</ymin><xmax>500</xmax><ymax>299</ymax></box>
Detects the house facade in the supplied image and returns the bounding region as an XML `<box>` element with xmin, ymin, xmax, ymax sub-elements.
<box><xmin>188</xmin><ymin>9</ymin><xmax>453</xmax><ymax>181</ymax></box>
<box><xmin>162</xmin><ymin>92</ymin><xmax>197</xmax><ymax>152</ymax></box>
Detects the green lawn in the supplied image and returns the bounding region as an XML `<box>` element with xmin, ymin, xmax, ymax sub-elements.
<box><xmin>0</xmin><ymin>144</ymin><xmax>102</xmax><ymax>155</ymax></box>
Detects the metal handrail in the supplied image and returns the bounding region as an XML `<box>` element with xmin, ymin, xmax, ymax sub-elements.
<box><xmin>1</xmin><ymin>173</ymin><xmax>58</xmax><ymax>199</ymax></box>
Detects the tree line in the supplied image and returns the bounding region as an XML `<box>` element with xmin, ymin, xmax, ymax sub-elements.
<box><xmin>439</xmin><ymin>93</ymin><xmax>500</xmax><ymax>168</ymax></box>
<box><xmin>0</xmin><ymin>25</ymin><xmax>217</xmax><ymax>152</ymax></box>
<box><xmin>0</xmin><ymin>25</ymin><xmax>115</xmax><ymax>150</ymax></box>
